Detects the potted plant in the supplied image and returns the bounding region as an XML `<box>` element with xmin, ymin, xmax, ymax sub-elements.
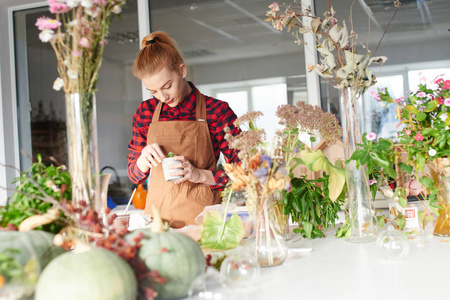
<box><xmin>162</xmin><ymin>152</ymin><xmax>183</xmax><ymax>182</ymax></box>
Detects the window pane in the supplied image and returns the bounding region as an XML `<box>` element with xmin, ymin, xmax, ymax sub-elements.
<box><xmin>363</xmin><ymin>75</ymin><xmax>404</xmax><ymax>140</ymax></box>
<box><xmin>251</xmin><ymin>83</ymin><xmax>288</xmax><ymax>139</ymax></box>
<box><xmin>216</xmin><ymin>91</ymin><xmax>248</xmax><ymax>118</ymax></box>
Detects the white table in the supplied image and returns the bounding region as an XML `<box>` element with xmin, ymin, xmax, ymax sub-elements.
<box><xmin>210</xmin><ymin>228</ymin><xmax>449</xmax><ymax>300</ymax></box>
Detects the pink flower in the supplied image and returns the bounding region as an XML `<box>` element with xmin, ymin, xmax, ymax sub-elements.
<box><xmin>444</xmin><ymin>80</ymin><xmax>450</xmax><ymax>90</ymax></box>
<box><xmin>268</xmin><ymin>2</ymin><xmax>280</xmax><ymax>11</ymax></box>
<box><xmin>93</xmin><ymin>0</ymin><xmax>107</xmax><ymax>5</ymax></box>
<box><xmin>366</xmin><ymin>132</ymin><xmax>377</xmax><ymax>141</ymax></box>
<box><xmin>414</xmin><ymin>133</ymin><xmax>424</xmax><ymax>141</ymax></box>
<box><xmin>416</xmin><ymin>92</ymin><xmax>427</xmax><ymax>98</ymax></box>
<box><xmin>405</xmin><ymin>130</ymin><xmax>411</xmax><ymax>136</ymax></box>
<box><xmin>435</xmin><ymin>78</ymin><xmax>443</xmax><ymax>85</ymax></box>
<box><xmin>444</xmin><ymin>98</ymin><xmax>450</xmax><ymax>106</ymax></box>
<box><xmin>72</xmin><ymin>50</ymin><xmax>82</xmax><ymax>57</ymax></box>
<box><xmin>419</xmin><ymin>76</ymin><xmax>427</xmax><ymax>83</ymax></box>
<box><xmin>35</xmin><ymin>17</ymin><xmax>61</xmax><ymax>30</ymax></box>
<box><xmin>48</xmin><ymin>0</ymin><xmax>71</xmax><ymax>13</ymax></box>
<box><xmin>99</xmin><ymin>39</ymin><xmax>108</xmax><ymax>46</ymax></box>
<box><xmin>438</xmin><ymin>97</ymin><xmax>444</xmax><ymax>105</ymax></box>
<box><xmin>80</xmin><ymin>37</ymin><xmax>91</xmax><ymax>48</ymax></box>
<box><xmin>369</xmin><ymin>179</ymin><xmax>377</xmax><ymax>186</ymax></box>
<box><xmin>395</xmin><ymin>96</ymin><xmax>405</xmax><ymax>103</ymax></box>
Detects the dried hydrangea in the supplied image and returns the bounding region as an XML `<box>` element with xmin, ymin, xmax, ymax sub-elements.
<box><xmin>276</xmin><ymin>101</ymin><xmax>342</xmax><ymax>144</ymax></box>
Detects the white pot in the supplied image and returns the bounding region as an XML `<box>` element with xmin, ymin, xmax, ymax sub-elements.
<box><xmin>162</xmin><ymin>157</ymin><xmax>183</xmax><ymax>182</ymax></box>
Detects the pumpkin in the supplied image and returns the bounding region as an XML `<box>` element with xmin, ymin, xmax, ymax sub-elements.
<box><xmin>0</xmin><ymin>230</ymin><xmax>65</xmax><ymax>269</ymax></box>
<box><xmin>125</xmin><ymin>206</ymin><xmax>206</xmax><ymax>299</ymax></box>
<box><xmin>34</xmin><ymin>247</ymin><xmax>137</xmax><ymax>300</ymax></box>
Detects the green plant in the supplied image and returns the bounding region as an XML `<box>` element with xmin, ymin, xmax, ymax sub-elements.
<box><xmin>286</xmin><ymin>174</ymin><xmax>345</xmax><ymax>238</ymax></box>
<box><xmin>166</xmin><ymin>152</ymin><xmax>176</xmax><ymax>158</ymax></box>
<box><xmin>0</xmin><ymin>154</ymin><xmax>71</xmax><ymax>233</ymax></box>
<box><xmin>35</xmin><ymin>248</ymin><xmax>138</xmax><ymax>300</ymax></box>
<box><xmin>200</xmin><ymin>188</ymin><xmax>245</xmax><ymax>251</ymax></box>
<box><xmin>0</xmin><ymin>231</ymin><xmax>65</xmax><ymax>271</ymax></box>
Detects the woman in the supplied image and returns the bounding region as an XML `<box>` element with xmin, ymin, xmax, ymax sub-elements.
<box><xmin>127</xmin><ymin>31</ymin><xmax>240</xmax><ymax>227</ymax></box>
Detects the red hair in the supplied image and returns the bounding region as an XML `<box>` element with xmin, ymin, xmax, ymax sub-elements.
<box><xmin>132</xmin><ymin>31</ymin><xmax>184</xmax><ymax>79</ymax></box>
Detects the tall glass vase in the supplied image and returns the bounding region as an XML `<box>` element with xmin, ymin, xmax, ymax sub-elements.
<box><xmin>250</xmin><ymin>195</ymin><xmax>288</xmax><ymax>267</ymax></box>
<box><xmin>427</xmin><ymin>158</ymin><xmax>450</xmax><ymax>237</ymax></box>
<box><xmin>339</xmin><ymin>87</ymin><xmax>376</xmax><ymax>243</ymax></box>
<box><xmin>65</xmin><ymin>93</ymin><xmax>100</xmax><ymax>212</ymax></box>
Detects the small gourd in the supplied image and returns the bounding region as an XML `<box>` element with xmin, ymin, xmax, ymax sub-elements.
<box><xmin>0</xmin><ymin>230</ymin><xmax>65</xmax><ymax>269</ymax></box>
<box><xmin>125</xmin><ymin>206</ymin><xmax>206</xmax><ymax>299</ymax></box>
<box><xmin>34</xmin><ymin>247</ymin><xmax>137</xmax><ymax>300</ymax></box>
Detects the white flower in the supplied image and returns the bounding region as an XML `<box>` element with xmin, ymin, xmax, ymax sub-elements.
<box><xmin>446</xmin><ymin>126</ymin><xmax>450</xmax><ymax>130</ymax></box>
<box><xmin>440</xmin><ymin>113</ymin><xmax>448</xmax><ymax>122</ymax></box>
<box><xmin>53</xmin><ymin>77</ymin><xmax>64</xmax><ymax>91</ymax></box>
<box><xmin>81</xmin><ymin>0</ymin><xmax>93</xmax><ymax>8</ymax></box>
<box><xmin>112</xmin><ymin>5</ymin><xmax>122</xmax><ymax>14</ymax></box>
<box><xmin>68</xmin><ymin>20</ymin><xmax>78</xmax><ymax>27</ymax></box>
<box><xmin>428</xmin><ymin>148</ymin><xmax>437</xmax><ymax>156</ymax></box>
<box><xmin>38</xmin><ymin>29</ymin><xmax>54</xmax><ymax>42</ymax></box>
<box><xmin>66</xmin><ymin>0</ymin><xmax>80</xmax><ymax>7</ymax></box>
<box><xmin>67</xmin><ymin>70</ymin><xmax>78</xmax><ymax>79</ymax></box>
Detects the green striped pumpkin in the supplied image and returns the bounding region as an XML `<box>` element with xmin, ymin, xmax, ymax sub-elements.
<box><xmin>126</xmin><ymin>229</ymin><xmax>206</xmax><ymax>300</ymax></box>
<box><xmin>34</xmin><ymin>248</ymin><xmax>137</xmax><ymax>300</ymax></box>
<box><xmin>0</xmin><ymin>230</ymin><xmax>65</xmax><ymax>269</ymax></box>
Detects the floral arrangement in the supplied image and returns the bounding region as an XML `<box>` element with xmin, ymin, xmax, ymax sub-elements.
<box><xmin>275</xmin><ymin>102</ymin><xmax>346</xmax><ymax>238</ymax></box>
<box><xmin>265</xmin><ymin>1</ymin><xmax>399</xmax><ymax>91</ymax></box>
<box><xmin>379</xmin><ymin>76</ymin><xmax>450</xmax><ymax>169</ymax></box>
<box><xmin>35</xmin><ymin>0</ymin><xmax>127</xmax><ymax>94</ymax></box>
<box><xmin>348</xmin><ymin>76</ymin><xmax>450</xmax><ymax>233</ymax></box>
<box><xmin>224</xmin><ymin>111</ymin><xmax>290</xmax><ymax>215</ymax></box>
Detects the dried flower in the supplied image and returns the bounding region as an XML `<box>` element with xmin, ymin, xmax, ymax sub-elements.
<box><xmin>35</xmin><ymin>0</ymin><xmax>127</xmax><ymax>94</ymax></box>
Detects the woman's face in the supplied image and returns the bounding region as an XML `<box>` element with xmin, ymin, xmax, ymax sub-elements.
<box><xmin>142</xmin><ymin>64</ymin><xmax>190</xmax><ymax>108</ymax></box>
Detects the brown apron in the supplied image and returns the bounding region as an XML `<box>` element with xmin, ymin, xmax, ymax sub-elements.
<box><xmin>144</xmin><ymin>90</ymin><xmax>221</xmax><ymax>227</ymax></box>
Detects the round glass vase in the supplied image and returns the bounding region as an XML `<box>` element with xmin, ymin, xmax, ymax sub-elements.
<box><xmin>427</xmin><ymin>158</ymin><xmax>450</xmax><ymax>237</ymax></box>
<box><xmin>65</xmin><ymin>93</ymin><xmax>100</xmax><ymax>211</ymax></box>
<box><xmin>339</xmin><ymin>87</ymin><xmax>376</xmax><ymax>243</ymax></box>
<box><xmin>249</xmin><ymin>195</ymin><xmax>288</xmax><ymax>267</ymax></box>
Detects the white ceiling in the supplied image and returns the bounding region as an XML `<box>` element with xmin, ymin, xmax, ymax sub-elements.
<box><xmin>105</xmin><ymin>0</ymin><xmax>450</xmax><ymax>66</ymax></box>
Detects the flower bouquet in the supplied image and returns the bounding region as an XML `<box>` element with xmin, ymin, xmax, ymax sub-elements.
<box><xmin>35</xmin><ymin>0</ymin><xmax>127</xmax><ymax>210</ymax></box>
<box><xmin>223</xmin><ymin>112</ymin><xmax>290</xmax><ymax>267</ymax></box>
<box><xmin>372</xmin><ymin>76</ymin><xmax>450</xmax><ymax>236</ymax></box>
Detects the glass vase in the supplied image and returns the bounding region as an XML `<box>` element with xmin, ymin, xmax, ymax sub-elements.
<box><xmin>339</xmin><ymin>87</ymin><xmax>376</xmax><ymax>243</ymax></box>
<box><xmin>65</xmin><ymin>93</ymin><xmax>100</xmax><ymax>211</ymax></box>
<box><xmin>427</xmin><ymin>158</ymin><xmax>450</xmax><ymax>237</ymax></box>
<box><xmin>250</xmin><ymin>195</ymin><xmax>288</xmax><ymax>267</ymax></box>
<box><xmin>272</xmin><ymin>195</ymin><xmax>290</xmax><ymax>240</ymax></box>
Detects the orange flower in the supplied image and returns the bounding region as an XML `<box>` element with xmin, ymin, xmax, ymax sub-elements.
<box><xmin>248</xmin><ymin>153</ymin><xmax>261</xmax><ymax>170</ymax></box>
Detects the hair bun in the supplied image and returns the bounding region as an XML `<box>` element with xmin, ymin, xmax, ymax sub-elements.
<box><xmin>146</xmin><ymin>39</ymin><xmax>156</xmax><ymax>45</ymax></box>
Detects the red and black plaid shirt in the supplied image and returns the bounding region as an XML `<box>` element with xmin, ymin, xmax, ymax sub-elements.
<box><xmin>127</xmin><ymin>82</ymin><xmax>240</xmax><ymax>190</ymax></box>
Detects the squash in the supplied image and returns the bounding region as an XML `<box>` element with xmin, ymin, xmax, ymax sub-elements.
<box><xmin>35</xmin><ymin>247</ymin><xmax>137</xmax><ymax>300</ymax></box>
<box><xmin>125</xmin><ymin>206</ymin><xmax>206</xmax><ymax>299</ymax></box>
<box><xmin>0</xmin><ymin>230</ymin><xmax>65</xmax><ymax>269</ymax></box>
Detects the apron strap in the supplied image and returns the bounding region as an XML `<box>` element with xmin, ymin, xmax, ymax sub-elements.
<box><xmin>151</xmin><ymin>87</ymin><xmax>207</xmax><ymax>123</ymax></box>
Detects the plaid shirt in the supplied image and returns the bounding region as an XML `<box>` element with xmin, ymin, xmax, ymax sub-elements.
<box><xmin>127</xmin><ymin>82</ymin><xmax>240</xmax><ymax>190</ymax></box>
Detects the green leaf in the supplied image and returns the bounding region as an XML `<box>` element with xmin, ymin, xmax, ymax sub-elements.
<box><xmin>406</xmin><ymin>105</ymin><xmax>420</xmax><ymax>114</ymax></box>
<box><xmin>423</xmin><ymin>100</ymin><xmax>438</xmax><ymax>112</ymax></box>
<box><xmin>200</xmin><ymin>210</ymin><xmax>245</xmax><ymax>251</ymax></box>
<box><xmin>416</xmin><ymin>112</ymin><xmax>427</xmax><ymax>122</ymax></box>
<box><xmin>398</xmin><ymin>162</ymin><xmax>413</xmax><ymax>174</ymax></box>
<box><xmin>303</xmin><ymin>221</ymin><xmax>313</xmax><ymax>239</ymax></box>
<box><xmin>300</xmin><ymin>149</ymin><xmax>346</xmax><ymax>201</ymax></box>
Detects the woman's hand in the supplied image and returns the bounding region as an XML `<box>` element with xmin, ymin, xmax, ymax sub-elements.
<box><xmin>136</xmin><ymin>143</ymin><xmax>165</xmax><ymax>173</ymax></box>
<box><xmin>169</xmin><ymin>156</ymin><xmax>215</xmax><ymax>185</ymax></box>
